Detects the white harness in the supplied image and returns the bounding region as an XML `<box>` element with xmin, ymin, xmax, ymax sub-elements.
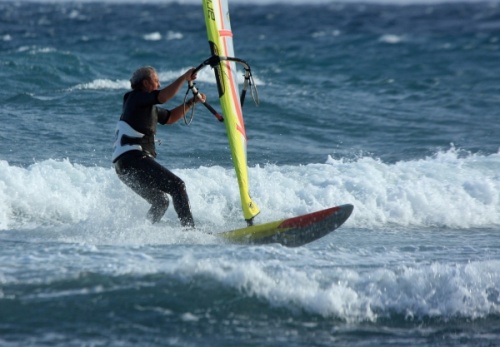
<box><xmin>112</xmin><ymin>121</ymin><xmax>145</xmax><ymax>162</ymax></box>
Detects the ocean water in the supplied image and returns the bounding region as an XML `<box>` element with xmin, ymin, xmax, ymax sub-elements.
<box><xmin>1</xmin><ymin>0</ymin><xmax>500</xmax><ymax>345</ymax></box>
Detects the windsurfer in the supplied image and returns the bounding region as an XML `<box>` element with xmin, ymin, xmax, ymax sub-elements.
<box><xmin>112</xmin><ymin>66</ymin><xmax>205</xmax><ymax>228</ymax></box>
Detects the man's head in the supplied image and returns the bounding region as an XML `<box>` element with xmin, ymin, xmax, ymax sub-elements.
<box><xmin>130</xmin><ymin>66</ymin><xmax>160</xmax><ymax>91</ymax></box>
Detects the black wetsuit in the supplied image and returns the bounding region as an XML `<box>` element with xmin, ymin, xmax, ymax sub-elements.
<box><xmin>113</xmin><ymin>89</ymin><xmax>195</xmax><ymax>227</ymax></box>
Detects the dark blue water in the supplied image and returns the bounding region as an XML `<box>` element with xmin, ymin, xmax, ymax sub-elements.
<box><xmin>1</xmin><ymin>1</ymin><xmax>499</xmax><ymax>346</ymax></box>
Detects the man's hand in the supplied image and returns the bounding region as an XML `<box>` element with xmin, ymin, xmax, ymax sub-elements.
<box><xmin>184</xmin><ymin>68</ymin><xmax>197</xmax><ymax>82</ymax></box>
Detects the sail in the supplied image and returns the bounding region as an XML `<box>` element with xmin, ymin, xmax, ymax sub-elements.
<box><xmin>202</xmin><ymin>0</ymin><xmax>260</xmax><ymax>223</ymax></box>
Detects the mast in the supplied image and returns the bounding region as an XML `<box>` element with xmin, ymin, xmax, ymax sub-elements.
<box><xmin>202</xmin><ymin>0</ymin><xmax>260</xmax><ymax>225</ymax></box>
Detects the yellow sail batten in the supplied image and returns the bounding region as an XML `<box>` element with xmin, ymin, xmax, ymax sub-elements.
<box><xmin>202</xmin><ymin>0</ymin><xmax>260</xmax><ymax>222</ymax></box>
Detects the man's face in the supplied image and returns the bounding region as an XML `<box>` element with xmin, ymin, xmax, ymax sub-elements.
<box><xmin>144</xmin><ymin>73</ymin><xmax>160</xmax><ymax>91</ymax></box>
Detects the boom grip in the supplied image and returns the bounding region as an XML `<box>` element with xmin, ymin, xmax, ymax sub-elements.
<box><xmin>202</xmin><ymin>102</ymin><xmax>224</xmax><ymax>122</ymax></box>
<box><xmin>188</xmin><ymin>80</ymin><xmax>224</xmax><ymax>122</ymax></box>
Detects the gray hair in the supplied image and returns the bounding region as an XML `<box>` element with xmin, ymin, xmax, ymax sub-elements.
<box><xmin>130</xmin><ymin>66</ymin><xmax>156</xmax><ymax>90</ymax></box>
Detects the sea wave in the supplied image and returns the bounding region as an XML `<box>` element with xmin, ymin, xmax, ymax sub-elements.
<box><xmin>2</xmin><ymin>243</ymin><xmax>499</xmax><ymax>322</ymax></box>
<box><xmin>69</xmin><ymin>67</ymin><xmax>264</xmax><ymax>90</ymax></box>
<box><xmin>0</xmin><ymin>148</ymin><xmax>498</xmax><ymax>232</ymax></box>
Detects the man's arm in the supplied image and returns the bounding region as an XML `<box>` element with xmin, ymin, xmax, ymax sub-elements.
<box><xmin>166</xmin><ymin>95</ymin><xmax>206</xmax><ymax>125</ymax></box>
<box><xmin>157</xmin><ymin>68</ymin><xmax>197</xmax><ymax>104</ymax></box>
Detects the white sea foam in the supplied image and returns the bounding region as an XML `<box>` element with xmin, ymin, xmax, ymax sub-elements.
<box><xmin>17</xmin><ymin>45</ymin><xmax>57</xmax><ymax>54</ymax></box>
<box><xmin>0</xmin><ymin>148</ymin><xmax>498</xmax><ymax>234</ymax></box>
<box><xmin>15</xmin><ymin>245</ymin><xmax>493</xmax><ymax>322</ymax></box>
<box><xmin>72</xmin><ymin>78</ymin><xmax>130</xmax><ymax>90</ymax></box>
<box><xmin>1</xmin><ymin>227</ymin><xmax>498</xmax><ymax>322</ymax></box>
<box><xmin>379</xmin><ymin>34</ymin><xmax>405</xmax><ymax>44</ymax></box>
<box><xmin>70</xmin><ymin>68</ymin><xmax>215</xmax><ymax>91</ymax></box>
<box><xmin>166</xmin><ymin>30</ymin><xmax>184</xmax><ymax>40</ymax></box>
<box><xmin>177</xmin><ymin>255</ymin><xmax>500</xmax><ymax>321</ymax></box>
<box><xmin>143</xmin><ymin>32</ymin><xmax>162</xmax><ymax>41</ymax></box>
<box><xmin>71</xmin><ymin>66</ymin><xmax>264</xmax><ymax>91</ymax></box>
<box><xmin>1</xmin><ymin>239</ymin><xmax>498</xmax><ymax>323</ymax></box>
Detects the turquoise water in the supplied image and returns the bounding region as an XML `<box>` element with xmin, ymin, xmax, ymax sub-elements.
<box><xmin>1</xmin><ymin>1</ymin><xmax>499</xmax><ymax>346</ymax></box>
